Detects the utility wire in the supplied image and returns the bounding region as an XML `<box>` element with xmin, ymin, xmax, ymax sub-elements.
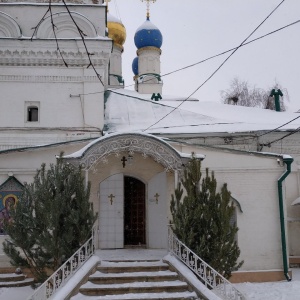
<box><xmin>264</xmin><ymin>126</ymin><xmax>300</xmax><ymax>146</ymax></box>
<box><xmin>142</xmin><ymin>0</ymin><xmax>286</xmax><ymax>132</ymax></box>
<box><xmin>114</xmin><ymin>0</ymin><xmax>122</xmax><ymax>21</ymax></box>
<box><xmin>163</xmin><ymin>19</ymin><xmax>300</xmax><ymax>78</ymax></box>
<box><xmin>222</xmin><ymin>114</ymin><xmax>300</xmax><ymax>145</ymax></box>
<box><xmin>71</xmin><ymin>18</ymin><xmax>299</xmax><ymax>97</ymax></box>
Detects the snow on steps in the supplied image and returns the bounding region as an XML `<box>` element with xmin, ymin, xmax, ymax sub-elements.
<box><xmin>70</xmin><ymin>260</ymin><xmax>198</xmax><ymax>300</ymax></box>
<box><xmin>71</xmin><ymin>291</ymin><xmax>198</xmax><ymax>300</ymax></box>
<box><xmin>0</xmin><ymin>273</ymin><xmax>34</xmax><ymax>288</ymax></box>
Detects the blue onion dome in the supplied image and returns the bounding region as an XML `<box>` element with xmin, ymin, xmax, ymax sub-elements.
<box><xmin>134</xmin><ymin>19</ymin><xmax>163</xmax><ymax>49</ymax></box>
<box><xmin>132</xmin><ymin>57</ymin><xmax>139</xmax><ymax>75</ymax></box>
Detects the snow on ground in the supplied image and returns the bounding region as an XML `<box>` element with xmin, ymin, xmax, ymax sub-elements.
<box><xmin>0</xmin><ymin>285</ymin><xmax>33</xmax><ymax>300</ymax></box>
<box><xmin>234</xmin><ymin>268</ymin><xmax>300</xmax><ymax>300</ymax></box>
<box><xmin>234</xmin><ymin>280</ymin><xmax>300</xmax><ymax>300</ymax></box>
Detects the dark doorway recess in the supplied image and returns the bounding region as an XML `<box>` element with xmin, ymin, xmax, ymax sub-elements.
<box><xmin>124</xmin><ymin>176</ymin><xmax>146</xmax><ymax>246</ymax></box>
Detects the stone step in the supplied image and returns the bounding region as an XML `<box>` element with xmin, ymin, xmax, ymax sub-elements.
<box><xmin>89</xmin><ymin>270</ymin><xmax>179</xmax><ymax>284</ymax></box>
<box><xmin>71</xmin><ymin>291</ymin><xmax>198</xmax><ymax>300</ymax></box>
<box><xmin>0</xmin><ymin>273</ymin><xmax>26</xmax><ymax>282</ymax></box>
<box><xmin>79</xmin><ymin>280</ymin><xmax>190</xmax><ymax>296</ymax></box>
<box><xmin>0</xmin><ymin>277</ymin><xmax>34</xmax><ymax>288</ymax></box>
<box><xmin>98</xmin><ymin>260</ymin><xmax>169</xmax><ymax>273</ymax></box>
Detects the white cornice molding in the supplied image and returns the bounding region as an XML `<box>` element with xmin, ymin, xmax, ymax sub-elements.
<box><xmin>0</xmin><ymin>38</ymin><xmax>112</xmax><ymax>66</ymax></box>
<box><xmin>0</xmin><ymin>50</ymin><xmax>109</xmax><ymax>66</ymax></box>
<box><xmin>0</xmin><ymin>74</ymin><xmax>104</xmax><ymax>82</ymax></box>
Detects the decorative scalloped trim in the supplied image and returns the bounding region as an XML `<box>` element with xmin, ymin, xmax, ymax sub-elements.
<box><xmin>0</xmin><ymin>49</ymin><xmax>108</xmax><ymax>66</ymax></box>
<box><xmin>65</xmin><ymin>133</ymin><xmax>184</xmax><ymax>172</ymax></box>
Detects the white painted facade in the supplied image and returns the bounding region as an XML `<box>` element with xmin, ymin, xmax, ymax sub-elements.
<box><xmin>0</xmin><ymin>133</ymin><xmax>291</xmax><ymax>282</ymax></box>
<box><xmin>0</xmin><ymin>0</ymin><xmax>110</xmax><ymax>149</ymax></box>
<box><xmin>136</xmin><ymin>46</ymin><xmax>163</xmax><ymax>94</ymax></box>
<box><xmin>0</xmin><ymin>0</ymin><xmax>299</xmax><ymax>284</ymax></box>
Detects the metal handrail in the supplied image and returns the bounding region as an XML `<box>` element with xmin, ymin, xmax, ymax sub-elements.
<box><xmin>27</xmin><ymin>227</ymin><xmax>95</xmax><ymax>300</ymax></box>
<box><xmin>168</xmin><ymin>227</ymin><xmax>245</xmax><ymax>300</ymax></box>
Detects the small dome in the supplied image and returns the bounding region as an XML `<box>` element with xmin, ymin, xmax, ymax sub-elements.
<box><xmin>107</xmin><ymin>13</ymin><xmax>126</xmax><ymax>48</ymax></box>
<box><xmin>134</xmin><ymin>19</ymin><xmax>162</xmax><ymax>49</ymax></box>
<box><xmin>132</xmin><ymin>57</ymin><xmax>139</xmax><ymax>75</ymax></box>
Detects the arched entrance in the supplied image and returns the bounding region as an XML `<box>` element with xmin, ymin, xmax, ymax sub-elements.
<box><xmin>99</xmin><ymin>174</ymin><xmax>146</xmax><ymax>249</ymax></box>
<box><xmin>64</xmin><ymin>133</ymin><xmax>190</xmax><ymax>249</ymax></box>
<box><xmin>124</xmin><ymin>176</ymin><xmax>146</xmax><ymax>246</ymax></box>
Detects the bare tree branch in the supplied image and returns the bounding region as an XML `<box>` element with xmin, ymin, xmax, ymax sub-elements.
<box><xmin>31</xmin><ymin>8</ymin><xmax>50</xmax><ymax>40</ymax></box>
<box><xmin>61</xmin><ymin>0</ymin><xmax>104</xmax><ymax>85</ymax></box>
<box><xmin>31</xmin><ymin>0</ymin><xmax>104</xmax><ymax>85</ymax></box>
<box><xmin>49</xmin><ymin>0</ymin><xmax>69</xmax><ymax>67</ymax></box>
<box><xmin>221</xmin><ymin>77</ymin><xmax>288</xmax><ymax>111</ymax></box>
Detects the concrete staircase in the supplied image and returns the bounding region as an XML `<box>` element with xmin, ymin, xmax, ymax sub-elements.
<box><xmin>70</xmin><ymin>260</ymin><xmax>198</xmax><ymax>300</ymax></box>
<box><xmin>0</xmin><ymin>272</ymin><xmax>34</xmax><ymax>288</ymax></box>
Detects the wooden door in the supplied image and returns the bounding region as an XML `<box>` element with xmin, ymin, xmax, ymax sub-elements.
<box><xmin>124</xmin><ymin>176</ymin><xmax>146</xmax><ymax>246</ymax></box>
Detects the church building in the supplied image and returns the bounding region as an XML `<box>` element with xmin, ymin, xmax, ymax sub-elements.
<box><xmin>1</xmin><ymin>0</ymin><xmax>300</xmax><ymax>284</ymax></box>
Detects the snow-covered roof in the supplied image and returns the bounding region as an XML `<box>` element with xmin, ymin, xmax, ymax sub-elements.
<box><xmin>104</xmin><ymin>89</ymin><xmax>300</xmax><ymax>135</ymax></box>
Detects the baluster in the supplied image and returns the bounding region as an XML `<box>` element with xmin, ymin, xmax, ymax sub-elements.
<box><xmin>203</xmin><ymin>263</ymin><xmax>207</xmax><ymax>287</ymax></box>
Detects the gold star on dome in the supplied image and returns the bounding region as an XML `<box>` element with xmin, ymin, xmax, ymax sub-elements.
<box><xmin>140</xmin><ymin>0</ymin><xmax>157</xmax><ymax>20</ymax></box>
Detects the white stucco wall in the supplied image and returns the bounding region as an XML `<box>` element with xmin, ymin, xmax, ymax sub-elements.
<box><xmin>172</xmin><ymin>142</ymin><xmax>287</xmax><ymax>272</ymax></box>
<box><xmin>0</xmin><ymin>3</ymin><xmax>106</xmax><ymax>38</ymax></box>
<box><xmin>0</xmin><ymin>137</ymin><xmax>292</xmax><ymax>274</ymax></box>
<box><xmin>0</xmin><ymin>2</ymin><xmax>112</xmax><ymax>149</ymax></box>
<box><xmin>2</xmin><ymin>67</ymin><xmax>96</xmax><ymax>126</ymax></box>
<box><xmin>285</xmin><ymin>163</ymin><xmax>300</xmax><ymax>256</ymax></box>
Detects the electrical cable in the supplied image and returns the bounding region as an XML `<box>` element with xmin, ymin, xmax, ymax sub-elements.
<box><xmin>265</xmin><ymin>126</ymin><xmax>300</xmax><ymax>146</ymax></box>
<box><xmin>162</xmin><ymin>19</ymin><xmax>300</xmax><ymax>78</ymax></box>
<box><xmin>114</xmin><ymin>0</ymin><xmax>122</xmax><ymax>21</ymax></box>
<box><xmin>142</xmin><ymin>0</ymin><xmax>286</xmax><ymax>132</ymax></box>
<box><xmin>70</xmin><ymin>18</ymin><xmax>299</xmax><ymax>97</ymax></box>
<box><xmin>224</xmin><ymin>114</ymin><xmax>300</xmax><ymax>144</ymax></box>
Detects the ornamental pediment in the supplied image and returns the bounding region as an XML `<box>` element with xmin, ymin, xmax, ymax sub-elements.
<box><xmin>64</xmin><ymin>133</ymin><xmax>186</xmax><ymax>172</ymax></box>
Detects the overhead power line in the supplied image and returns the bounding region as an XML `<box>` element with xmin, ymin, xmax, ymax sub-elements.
<box><xmin>142</xmin><ymin>0</ymin><xmax>286</xmax><ymax>132</ymax></box>
<box><xmin>72</xmin><ymin>18</ymin><xmax>299</xmax><ymax>98</ymax></box>
<box><xmin>224</xmin><ymin>114</ymin><xmax>300</xmax><ymax>144</ymax></box>
<box><xmin>162</xmin><ymin>19</ymin><xmax>300</xmax><ymax>78</ymax></box>
<box><xmin>264</xmin><ymin>126</ymin><xmax>300</xmax><ymax>146</ymax></box>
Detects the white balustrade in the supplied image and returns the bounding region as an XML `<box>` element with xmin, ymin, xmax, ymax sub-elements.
<box><xmin>27</xmin><ymin>227</ymin><xmax>95</xmax><ymax>300</ymax></box>
<box><xmin>168</xmin><ymin>227</ymin><xmax>245</xmax><ymax>300</ymax></box>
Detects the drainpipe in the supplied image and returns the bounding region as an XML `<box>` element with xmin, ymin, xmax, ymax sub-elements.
<box><xmin>270</xmin><ymin>89</ymin><xmax>283</xmax><ymax>112</ymax></box>
<box><xmin>278</xmin><ymin>156</ymin><xmax>293</xmax><ymax>281</ymax></box>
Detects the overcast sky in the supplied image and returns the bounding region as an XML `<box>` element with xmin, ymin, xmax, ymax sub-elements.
<box><xmin>107</xmin><ymin>0</ymin><xmax>300</xmax><ymax>111</ymax></box>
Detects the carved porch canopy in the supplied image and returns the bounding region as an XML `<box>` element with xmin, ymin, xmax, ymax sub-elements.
<box><xmin>63</xmin><ymin>132</ymin><xmax>193</xmax><ymax>172</ymax></box>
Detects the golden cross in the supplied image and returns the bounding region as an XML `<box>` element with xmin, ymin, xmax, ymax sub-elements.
<box><xmin>140</xmin><ymin>0</ymin><xmax>157</xmax><ymax>20</ymax></box>
<box><xmin>154</xmin><ymin>192</ymin><xmax>160</xmax><ymax>204</ymax></box>
<box><xmin>108</xmin><ymin>194</ymin><xmax>115</xmax><ymax>205</ymax></box>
